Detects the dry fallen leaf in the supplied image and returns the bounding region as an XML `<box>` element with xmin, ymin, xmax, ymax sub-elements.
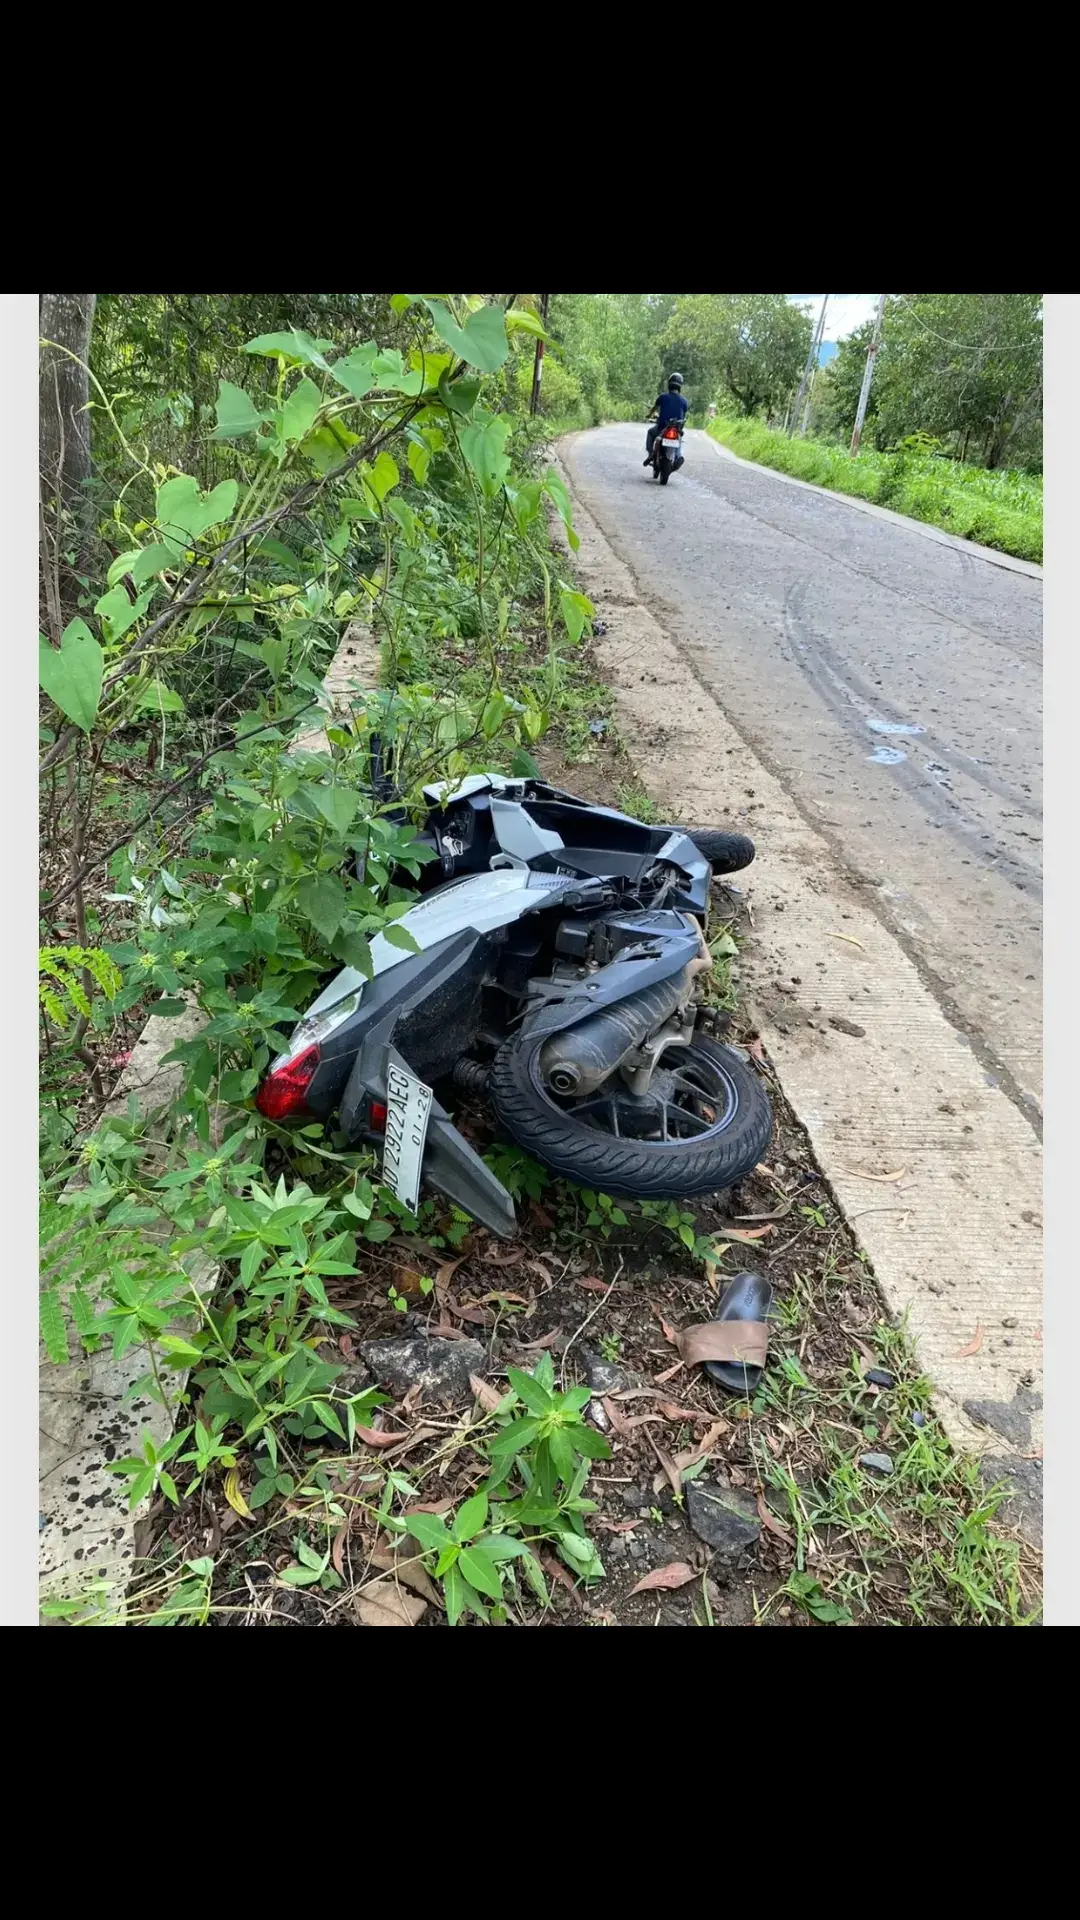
<box><xmin>470</xmin><ymin>1374</ymin><xmax>504</xmax><ymax>1415</ymax></box>
<box><xmin>433</xmin><ymin>1256</ymin><xmax>464</xmax><ymax>1304</ymax></box>
<box><xmin>828</xmin><ymin>930</ymin><xmax>866</xmax><ymax>950</ymax></box>
<box><xmin>653</xmin><ymin>1360</ymin><xmax>685</xmax><ymax>1385</ymax></box>
<box><xmin>629</xmin><ymin>1562</ymin><xmax>696</xmax><ymax>1595</ymax></box>
<box><xmin>748</xmin><ymin>1037</ymin><xmax>767</xmax><ymax>1062</ymax></box>
<box><xmin>656</xmin><ymin>1399</ymin><xmax>718</xmax><ymax>1424</ymax></box>
<box><xmin>434</xmin><ymin>1316</ymin><xmax>467</xmax><ymax>1341</ymax></box>
<box><xmin>597</xmin><ymin>1519</ymin><xmax>641</xmax><ymax>1534</ymax></box>
<box><xmin>574</xmin><ymin>1276</ymin><xmax>612</xmax><ymax>1293</ymax></box>
<box><xmin>734</xmin><ymin>1201</ymin><xmax>793</xmax><ymax>1222</ymax></box>
<box><xmin>646</xmin><ymin>1432</ymin><xmax>683</xmax><ymax>1500</ymax></box>
<box><xmin>602</xmin><ymin>1395</ymin><xmax>632</xmax><ymax>1438</ymax></box>
<box><xmin>519</xmin><ymin>1327</ymin><xmax>564</xmax><ymax>1351</ymax></box>
<box><xmin>955</xmin><ymin>1326</ymin><xmax>985</xmax><ymax>1357</ymax></box>
<box><xmin>540</xmin><ymin>1549</ymin><xmax>582</xmax><ymax>1606</ymax></box>
<box><xmin>757</xmin><ymin>1493</ymin><xmax>794</xmax><ymax>1541</ymax></box>
<box><xmin>403</xmin><ymin>1496</ymin><xmax>454</xmax><ymax>1516</ymax></box>
<box><xmin>721</xmin><ymin>1225</ymin><xmax>774</xmax><ymax>1244</ymax></box>
<box><xmin>479</xmin><ymin>1289</ymin><xmax>531</xmax><ymax>1307</ymax></box>
<box><xmin>482</xmin><ymin>1245</ymin><xmax>526</xmax><ymax>1267</ymax></box>
<box><xmin>528</xmin><ymin>1202</ymin><xmax>556</xmax><ymax>1232</ymax></box>
<box><xmin>368</xmin><ymin>1542</ymin><xmax>441</xmax><ymax>1606</ymax></box>
<box><xmin>449</xmin><ymin>1301</ymin><xmax>494</xmax><ymax>1327</ymax></box>
<box><xmin>392</xmin><ymin>1264</ymin><xmax>427</xmax><ymax>1297</ymax></box>
<box><xmin>354</xmin><ymin>1578</ymin><xmax>427</xmax><ymax>1627</ymax></box>
<box><xmin>672</xmin><ymin>1419</ymin><xmax>728</xmax><ymax>1474</ymax></box>
<box><xmin>354</xmin><ymin>1424</ymin><xmax>409</xmax><ymax>1448</ymax></box>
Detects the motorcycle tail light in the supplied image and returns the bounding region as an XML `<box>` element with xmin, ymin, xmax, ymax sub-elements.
<box><xmin>370</xmin><ymin>1099</ymin><xmax>388</xmax><ymax>1132</ymax></box>
<box><xmin>255</xmin><ymin>1044</ymin><xmax>320</xmax><ymax>1120</ymax></box>
<box><xmin>664</xmin><ymin>427</ymin><xmax>679</xmax><ymax>439</ymax></box>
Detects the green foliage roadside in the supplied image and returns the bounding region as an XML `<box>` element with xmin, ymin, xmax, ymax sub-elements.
<box><xmin>706</xmin><ymin>417</ymin><xmax>1043</xmax><ymax>564</ymax></box>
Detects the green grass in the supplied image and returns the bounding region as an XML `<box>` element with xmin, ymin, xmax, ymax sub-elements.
<box><xmin>707</xmin><ymin>417</ymin><xmax>1042</xmax><ymax>564</ymax></box>
<box><xmin>614</xmin><ymin>780</ymin><xmax>662</xmax><ymax>824</ymax></box>
<box><xmin>749</xmin><ymin>1306</ymin><xmax>1038</xmax><ymax>1626</ymax></box>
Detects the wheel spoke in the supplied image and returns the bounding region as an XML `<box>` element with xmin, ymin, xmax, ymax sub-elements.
<box><xmin>664</xmin><ymin>1102</ymin><xmax>710</xmax><ymax>1136</ymax></box>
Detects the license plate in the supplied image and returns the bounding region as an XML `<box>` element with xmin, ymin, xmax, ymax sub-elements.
<box><xmin>383</xmin><ymin>1061</ymin><xmax>434</xmax><ymax>1214</ymax></box>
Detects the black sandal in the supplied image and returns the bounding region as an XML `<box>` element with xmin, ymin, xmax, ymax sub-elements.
<box><xmin>702</xmin><ymin>1271</ymin><xmax>774</xmax><ymax>1394</ymax></box>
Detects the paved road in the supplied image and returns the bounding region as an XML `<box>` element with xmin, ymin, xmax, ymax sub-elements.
<box><xmin>561</xmin><ymin>425</ymin><xmax>1043</xmax><ymax>1122</ymax></box>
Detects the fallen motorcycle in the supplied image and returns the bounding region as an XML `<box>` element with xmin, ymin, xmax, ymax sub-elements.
<box><xmin>257</xmin><ymin>772</ymin><xmax>771</xmax><ymax>1236</ymax></box>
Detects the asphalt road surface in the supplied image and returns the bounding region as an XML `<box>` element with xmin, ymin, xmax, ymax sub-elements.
<box><xmin>560</xmin><ymin>425</ymin><xmax>1042</xmax><ymax>1124</ymax></box>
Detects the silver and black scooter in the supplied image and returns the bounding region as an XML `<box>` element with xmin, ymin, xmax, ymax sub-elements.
<box><xmin>256</xmin><ymin>772</ymin><xmax>771</xmax><ymax>1237</ymax></box>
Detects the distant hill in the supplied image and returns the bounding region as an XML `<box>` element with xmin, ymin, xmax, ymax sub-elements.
<box><xmin>817</xmin><ymin>340</ymin><xmax>838</xmax><ymax>367</ymax></box>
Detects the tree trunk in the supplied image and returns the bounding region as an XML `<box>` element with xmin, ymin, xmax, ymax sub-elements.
<box><xmin>39</xmin><ymin>294</ymin><xmax>96</xmax><ymax>506</ymax></box>
<box><xmin>39</xmin><ymin>295</ymin><xmax>97</xmax><ymax>638</ymax></box>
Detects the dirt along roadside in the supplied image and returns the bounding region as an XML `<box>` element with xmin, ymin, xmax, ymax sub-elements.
<box><xmin>551</xmin><ymin>444</ymin><xmax>1044</xmax><ymax>1544</ymax></box>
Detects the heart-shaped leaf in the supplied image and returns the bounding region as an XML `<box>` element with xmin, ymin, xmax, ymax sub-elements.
<box><xmin>131</xmin><ymin>679</ymin><xmax>185</xmax><ymax>715</ymax></box>
<box><xmin>425</xmin><ymin>300</ymin><xmax>508</xmax><ymax>373</ymax></box>
<box><xmin>213</xmin><ymin>379</ymin><xmax>268</xmax><ymax>440</ymax></box>
<box><xmin>244</xmin><ymin>329</ymin><xmax>330</xmax><ymax>369</ymax></box>
<box><xmin>39</xmin><ymin>620</ymin><xmax>103</xmax><ymax>733</ymax></box>
<box><xmin>155</xmin><ymin>475</ymin><xmax>239</xmax><ymax>559</ymax></box>
<box><xmin>281</xmin><ymin>377</ymin><xmax>322</xmax><ymax>444</ymax></box>
<box><xmin>94</xmin><ymin>584</ymin><xmax>154</xmax><ymax>643</ymax></box>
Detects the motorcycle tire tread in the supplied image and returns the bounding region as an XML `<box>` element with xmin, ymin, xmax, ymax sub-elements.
<box><xmin>686</xmin><ymin>830</ymin><xmax>756</xmax><ymax>875</ymax></box>
<box><xmin>487</xmin><ymin>1031</ymin><xmax>773</xmax><ymax>1201</ymax></box>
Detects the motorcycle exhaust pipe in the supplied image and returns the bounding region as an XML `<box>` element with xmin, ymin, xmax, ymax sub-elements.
<box><xmin>539</xmin><ymin>971</ymin><xmax>691</xmax><ymax>1098</ymax></box>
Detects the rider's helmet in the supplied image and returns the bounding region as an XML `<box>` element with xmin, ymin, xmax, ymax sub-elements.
<box><xmin>667</xmin><ymin>372</ymin><xmax>684</xmax><ymax>391</ymax></box>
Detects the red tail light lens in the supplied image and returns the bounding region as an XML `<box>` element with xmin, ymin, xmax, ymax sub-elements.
<box><xmin>369</xmin><ymin>1100</ymin><xmax>388</xmax><ymax>1132</ymax></box>
<box><xmin>664</xmin><ymin>427</ymin><xmax>679</xmax><ymax>439</ymax></box>
<box><xmin>255</xmin><ymin>1044</ymin><xmax>320</xmax><ymax>1121</ymax></box>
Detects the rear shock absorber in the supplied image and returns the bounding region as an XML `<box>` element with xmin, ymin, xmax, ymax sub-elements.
<box><xmin>452</xmin><ymin>1057</ymin><xmax>490</xmax><ymax>1096</ymax></box>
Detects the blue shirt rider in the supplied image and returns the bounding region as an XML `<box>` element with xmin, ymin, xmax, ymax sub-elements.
<box><xmin>645</xmin><ymin>374</ymin><xmax>688</xmax><ymax>463</ymax></box>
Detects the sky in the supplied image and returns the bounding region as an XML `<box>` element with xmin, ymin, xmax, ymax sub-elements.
<box><xmin>787</xmin><ymin>294</ymin><xmax>878</xmax><ymax>342</ymax></box>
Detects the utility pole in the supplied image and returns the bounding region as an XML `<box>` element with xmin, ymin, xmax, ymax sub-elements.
<box><xmin>799</xmin><ymin>366</ymin><xmax>818</xmax><ymax>438</ymax></box>
<box><xmin>788</xmin><ymin>294</ymin><xmax>829</xmax><ymax>437</ymax></box>
<box><xmin>850</xmin><ymin>292</ymin><xmax>887</xmax><ymax>456</ymax></box>
<box><xmin>529</xmin><ymin>294</ymin><xmax>550</xmax><ymax>416</ymax></box>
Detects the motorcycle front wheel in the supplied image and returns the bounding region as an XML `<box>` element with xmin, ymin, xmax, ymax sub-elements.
<box><xmin>686</xmin><ymin>829</ymin><xmax>756</xmax><ymax>875</ymax></box>
<box><xmin>488</xmin><ymin>1030</ymin><xmax>772</xmax><ymax>1200</ymax></box>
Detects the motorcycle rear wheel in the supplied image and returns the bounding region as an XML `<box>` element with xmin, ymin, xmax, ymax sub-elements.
<box><xmin>488</xmin><ymin>1030</ymin><xmax>772</xmax><ymax>1200</ymax></box>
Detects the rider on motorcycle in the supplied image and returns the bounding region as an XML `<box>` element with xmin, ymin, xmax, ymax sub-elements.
<box><xmin>644</xmin><ymin>372</ymin><xmax>688</xmax><ymax>465</ymax></box>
